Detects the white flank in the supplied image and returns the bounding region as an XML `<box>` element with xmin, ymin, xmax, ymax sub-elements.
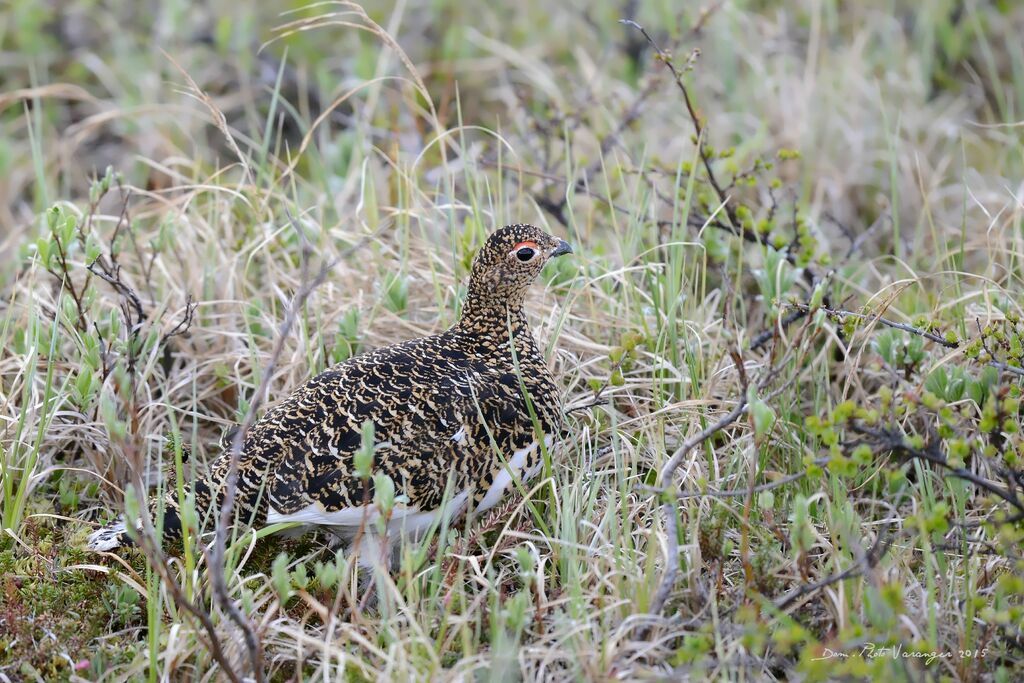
<box><xmin>450</xmin><ymin>426</ymin><xmax>468</xmax><ymax>444</ymax></box>
<box><xmin>266</xmin><ymin>490</ymin><xmax>471</xmax><ymax>539</ymax></box>
<box><xmin>267</xmin><ymin>503</ymin><xmax>372</xmax><ymax>527</ymax></box>
<box><xmin>476</xmin><ymin>435</ymin><xmax>554</xmax><ymax>513</ymax></box>
<box><xmin>264</xmin><ymin>435</ymin><xmax>554</xmax><ymax>538</ymax></box>
<box><xmin>389</xmin><ymin>489</ymin><xmax>471</xmax><ymax>536</ymax></box>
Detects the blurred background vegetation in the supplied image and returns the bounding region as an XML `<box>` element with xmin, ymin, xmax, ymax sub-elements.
<box><xmin>4</xmin><ymin>0</ymin><xmax>1023</xmax><ymax>232</ymax></box>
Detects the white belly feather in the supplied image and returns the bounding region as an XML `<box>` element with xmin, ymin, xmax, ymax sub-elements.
<box><xmin>264</xmin><ymin>435</ymin><xmax>555</xmax><ymax>536</ymax></box>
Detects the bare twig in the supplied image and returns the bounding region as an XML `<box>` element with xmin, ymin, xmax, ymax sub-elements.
<box><xmin>481</xmin><ymin>157</ymin><xmax>739</xmax><ymax>244</ymax></box>
<box><xmin>749</xmin><ymin>308</ymin><xmax>810</xmax><ymax>351</ymax></box>
<box><xmin>553</xmin><ymin>76</ymin><xmax>664</xmax><ymax>221</ymax></box>
<box><xmin>564</xmin><ymin>398</ymin><xmax>610</xmax><ymax>415</ymax></box>
<box><xmin>129</xmin><ymin>500</ymin><xmax>245</xmax><ymax>683</ymax></box>
<box><xmin>647</xmin><ymin>349</ymin><xmax>749</xmax><ymax>620</ymax></box>
<box><xmin>46</xmin><ymin>229</ymin><xmax>88</xmax><ymax>332</ymax></box>
<box><xmin>654</xmin><ymin>456</ymin><xmax>830</xmax><ymax>499</ymax></box>
<box><xmin>791</xmin><ymin>302</ymin><xmax>955</xmax><ymax>347</ymax></box>
<box><xmin>208</xmin><ymin>266</ymin><xmax>322</xmax><ymax>680</ymax></box>
<box><xmin>659</xmin><ymin>353</ymin><xmax>749</xmax><ymax>485</ymax></box>
<box><xmin>161</xmin><ymin>294</ymin><xmax>197</xmax><ymax>345</ymax></box>
<box><xmin>205</xmin><ymin>215</ymin><xmax>377</xmax><ymax>682</ymax></box>
<box><xmin>530</xmin><ymin>6</ymin><xmax>726</xmax><ymax>225</ymax></box>
<box><xmin>852</xmin><ymin>424</ymin><xmax>1024</xmax><ymax>515</ymax></box>
<box><xmin>620</xmin><ymin>19</ymin><xmax>738</xmax><ymax>231</ymax></box>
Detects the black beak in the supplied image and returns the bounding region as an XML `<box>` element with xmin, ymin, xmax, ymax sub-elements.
<box><xmin>550</xmin><ymin>240</ymin><xmax>573</xmax><ymax>258</ymax></box>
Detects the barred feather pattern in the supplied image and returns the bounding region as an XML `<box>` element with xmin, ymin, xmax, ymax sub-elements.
<box><xmin>88</xmin><ymin>224</ymin><xmax>572</xmax><ymax>552</ymax></box>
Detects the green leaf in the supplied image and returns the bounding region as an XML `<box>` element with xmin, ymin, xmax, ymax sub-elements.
<box><xmin>354</xmin><ymin>420</ymin><xmax>375</xmax><ymax>479</ymax></box>
<box><xmin>873</xmin><ymin>330</ymin><xmax>898</xmax><ymax>367</ymax></box>
<box><xmin>750</xmin><ymin>395</ymin><xmax>776</xmax><ymax>437</ymax></box>
<box><xmin>271</xmin><ymin>553</ymin><xmax>293</xmax><ymax>601</ymax></box>
<box><xmin>372</xmin><ymin>472</ymin><xmax>395</xmax><ymax>514</ymax></box>
<box><xmin>809</xmin><ymin>282</ymin><xmax>825</xmax><ymax>309</ymax></box>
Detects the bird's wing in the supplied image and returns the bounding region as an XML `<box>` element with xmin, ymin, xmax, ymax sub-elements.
<box><xmin>260</xmin><ymin>343</ymin><xmax>544</xmax><ymax>525</ymax></box>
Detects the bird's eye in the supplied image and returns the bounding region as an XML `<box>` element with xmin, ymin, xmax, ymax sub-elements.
<box><xmin>515</xmin><ymin>247</ymin><xmax>535</xmax><ymax>262</ymax></box>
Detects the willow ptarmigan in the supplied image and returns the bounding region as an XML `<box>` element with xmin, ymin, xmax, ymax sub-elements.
<box><xmin>88</xmin><ymin>224</ymin><xmax>573</xmax><ymax>559</ymax></box>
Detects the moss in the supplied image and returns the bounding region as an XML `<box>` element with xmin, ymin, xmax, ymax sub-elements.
<box><xmin>0</xmin><ymin>516</ymin><xmax>142</xmax><ymax>679</ymax></box>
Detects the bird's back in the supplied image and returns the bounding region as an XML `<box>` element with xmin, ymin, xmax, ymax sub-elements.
<box><xmin>228</xmin><ymin>325</ymin><xmax>562</xmax><ymax>531</ymax></box>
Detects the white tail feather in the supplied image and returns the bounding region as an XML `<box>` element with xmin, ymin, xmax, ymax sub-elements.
<box><xmin>87</xmin><ymin>519</ymin><xmax>127</xmax><ymax>551</ymax></box>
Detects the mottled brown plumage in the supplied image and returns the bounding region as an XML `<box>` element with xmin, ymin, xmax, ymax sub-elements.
<box><xmin>88</xmin><ymin>225</ymin><xmax>572</xmax><ymax>552</ymax></box>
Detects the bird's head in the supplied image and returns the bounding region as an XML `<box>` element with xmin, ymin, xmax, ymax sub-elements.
<box><xmin>465</xmin><ymin>224</ymin><xmax>573</xmax><ymax>307</ymax></box>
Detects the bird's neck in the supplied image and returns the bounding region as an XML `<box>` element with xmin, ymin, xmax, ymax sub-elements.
<box><xmin>453</xmin><ymin>294</ymin><xmax>536</xmax><ymax>358</ymax></box>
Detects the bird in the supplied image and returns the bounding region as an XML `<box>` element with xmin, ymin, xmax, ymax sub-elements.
<box><xmin>88</xmin><ymin>224</ymin><xmax>574</xmax><ymax>563</ymax></box>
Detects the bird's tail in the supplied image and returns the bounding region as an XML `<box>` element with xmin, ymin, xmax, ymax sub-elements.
<box><xmin>87</xmin><ymin>518</ymin><xmax>131</xmax><ymax>551</ymax></box>
<box><xmin>87</xmin><ymin>451</ymin><xmax>267</xmax><ymax>552</ymax></box>
<box><xmin>87</xmin><ymin>490</ymin><xmax>185</xmax><ymax>552</ymax></box>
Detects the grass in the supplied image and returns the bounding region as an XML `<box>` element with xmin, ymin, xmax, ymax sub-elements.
<box><xmin>1</xmin><ymin>0</ymin><xmax>1023</xmax><ymax>680</ymax></box>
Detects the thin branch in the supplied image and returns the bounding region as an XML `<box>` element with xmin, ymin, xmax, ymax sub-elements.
<box><xmin>647</xmin><ymin>349</ymin><xmax>749</xmax><ymax>620</ymax></box>
<box><xmin>46</xmin><ymin>229</ymin><xmax>88</xmax><ymax>331</ymax></box>
<box><xmin>161</xmin><ymin>294</ymin><xmax>197</xmax><ymax>345</ymax></box>
<box><xmin>205</xmin><ymin>217</ymin><xmax>377</xmax><ymax>682</ymax></box>
<box><xmin>208</xmin><ymin>263</ymin><xmax>322</xmax><ymax>681</ymax></box>
<box><xmin>87</xmin><ymin>261</ymin><xmax>146</xmax><ymax>329</ymax></box>
<box><xmin>974</xmin><ymin>317</ymin><xmax>1024</xmax><ymax>379</ymax></box>
<box><xmin>774</xmin><ymin>561</ymin><xmax>862</xmax><ymax>613</ymax></box>
<box><xmin>659</xmin><ymin>352</ymin><xmax>749</xmax><ymax>484</ymax></box>
<box><xmin>664</xmin><ymin>456</ymin><xmax>829</xmax><ymax>499</ymax></box>
<box><xmin>620</xmin><ymin>19</ymin><xmax>737</xmax><ymax>230</ymax></box>
<box><xmin>790</xmin><ymin>302</ymin><xmax>1024</xmax><ymax>378</ymax></box>
<box><xmin>790</xmin><ymin>302</ymin><xmax>955</xmax><ymax>347</ymax></box>
<box><xmin>749</xmin><ymin>308</ymin><xmax>809</xmax><ymax>351</ymax></box>
<box><xmin>564</xmin><ymin>398</ymin><xmax>610</xmax><ymax>415</ymax></box>
<box><xmin>530</xmin><ymin>8</ymin><xmax>716</xmax><ymax>225</ymax></box>
<box><xmin>852</xmin><ymin>424</ymin><xmax>1024</xmax><ymax>515</ymax></box>
<box><xmin>130</xmin><ymin>506</ymin><xmax>245</xmax><ymax>683</ymax></box>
